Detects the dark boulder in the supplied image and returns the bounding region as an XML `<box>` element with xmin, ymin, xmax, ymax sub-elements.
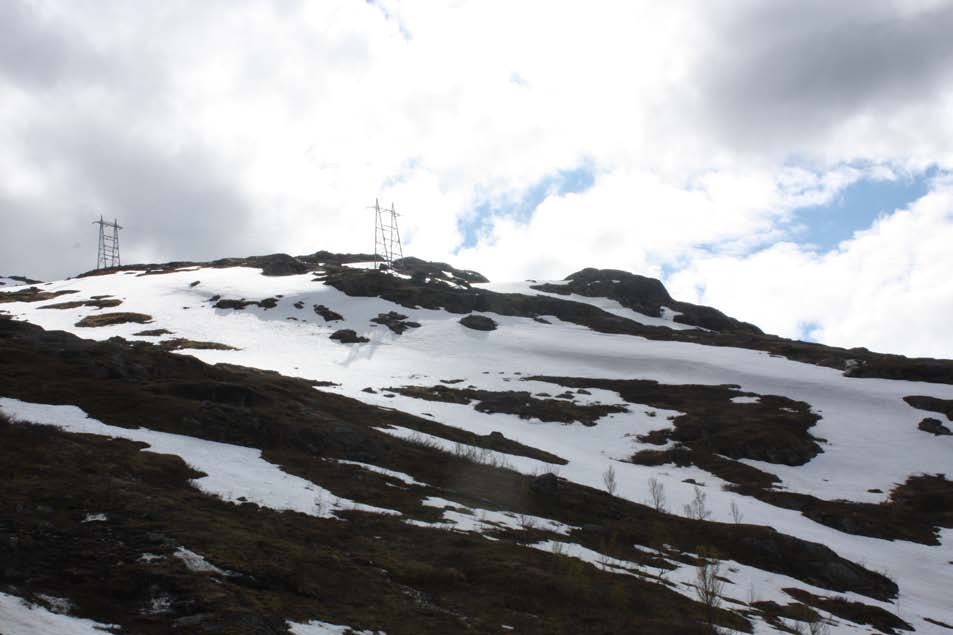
<box><xmin>530</xmin><ymin>472</ymin><xmax>559</xmax><ymax>496</ymax></box>
<box><xmin>393</xmin><ymin>256</ymin><xmax>489</xmax><ymax>285</ymax></box>
<box><xmin>918</xmin><ymin>418</ymin><xmax>952</xmax><ymax>436</ymax></box>
<box><xmin>532</xmin><ymin>268</ymin><xmax>761</xmax><ymax>334</ymax></box>
<box><xmin>249</xmin><ymin>254</ymin><xmax>310</xmax><ymax>277</ymax></box>
<box><xmin>371</xmin><ymin>311</ymin><xmax>420</xmax><ymax>334</ymax></box>
<box><xmin>330</xmin><ymin>329</ymin><xmax>369</xmax><ymax>344</ymax></box>
<box><xmin>460</xmin><ymin>315</ymin><xmax>497</xmax><ymax>331</ymax></box>
<box><xmin>314</xmin><ymin>305</ymin><xmax>344</xmax><ymax>321</ymax></box>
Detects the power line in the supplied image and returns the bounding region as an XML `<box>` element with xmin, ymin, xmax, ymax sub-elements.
<box><xmin>93</xmin><ymin>215</ymin><xmax>122</xmax><ymax>270</ymax></box>
<box><xmin>372</xmin><ymin>199</ymin><xmax>403</xmax><ymax>269</ymax></box>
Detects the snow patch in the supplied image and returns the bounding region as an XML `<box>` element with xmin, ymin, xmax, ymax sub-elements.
<box><xmin>174</xmin><ymin>547</ymin><xmax>226</xmax><ymax>574</ymax></box>
<box><xmin>335</xmin><ymin>460</ymin><xmax>426</xmax><ymax>486</ymax></box>
<box><xmin>287</xmin><ymin>619</ymin><xmax>386</xmax><ymax>635</ymax></box>
<box><xmin>420</xmin><ymin>496</ymin><xmax>577</xmax><ymax>536</ymax></box>
<box><xmin>0</xmin><ymin>591</ymin><xmax>118</xmax><ymax>634</ymax></box>
<box><xmin>0</xmin><ymin>398</ymin><xmax>399</xmax><ymax>520</ymax></box>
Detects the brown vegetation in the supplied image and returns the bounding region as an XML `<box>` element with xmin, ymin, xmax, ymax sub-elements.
<box><xmin>39</xmin><ymin>297</ymin><xmax>123</xmax><ymax>310</ymax></box>
<box><xmin>783</xmin><ymin>588</ymin><xmax>910</xmax><ymax>634</ymax></box>
<box><xmin>387</xmin><ymin>384</ymin><xmax>628</xmax><ymax>426</ymax></box>
<box><xmin>0</xmin><ymin>318</ymin><xmax>897</xmax><ymax>612</ymax></box>
<box><xmin>0</xmin><ymin>287</ymin><xmax>79</xmax><ymax>304</ymax></box>
<box><xmin>75</xmin><ymin>312</ymin><xmax>154</xmax><ymax>327</ymax></box>
<box><xmin>531</xmin><ymin>376</ymin><xmax>822</xmax><ymax>466</ymax></box>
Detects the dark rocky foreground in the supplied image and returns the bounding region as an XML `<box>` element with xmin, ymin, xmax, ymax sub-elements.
<box><xmin>0</xmin><ymin>318</ymin><xmax>906</xmax><ymax>634</ymax></box>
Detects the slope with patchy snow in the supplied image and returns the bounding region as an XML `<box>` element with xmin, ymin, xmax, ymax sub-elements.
<box><xmin>2</xmin><ymin>257</ymin><xmax>952</xmax><ymax>634</ymax></box>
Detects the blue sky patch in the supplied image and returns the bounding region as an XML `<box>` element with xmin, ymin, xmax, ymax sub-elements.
<box><xmin>788</xmin><ymin>166</ymin><xmax>937</xmax><ymax>252</ymax></box>
<box><xmin>457</xmin><ymin>163</ymin><xmax>596</xmax><ymax>249</ymax></box>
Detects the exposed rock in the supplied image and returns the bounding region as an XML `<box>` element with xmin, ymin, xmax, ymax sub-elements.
<box><xmin>388</xmin><ymin>384</ymin><xmax>627</xmax><ymax>425</ymax></box>
<box><xmin>530</xmin><ymin>472</ymin><xmax>559</xmax><ymax>496</ymax></box>
<box><xmin>918</xmin><ymin>417</ymin><xmax>952</xmax><ymax>436</ymax></box>
<box><xmin>213</xmin><ymin>297</ymin><xmax>279</xmax><ymax>311</ymax></box>
<box><xmin>157</xmin><ymin>339</ymin><xmax>238</xmax><ymax>352</ymax></box>
<box><xmin>330</xmin><ymin>329</ymin><xmax>369</xmax><ymax>344</ymax></box>
<box><xmin>532</xmin><ymin>268</ymin><xmax>762</xmax><ymax>334</ymax></box>
<box><xmin>904</xmin><ymin>395</ymin><xmax>953</xmax><ymax>420</ymax></box>
<box><xmin>535</xmin><ymin>376</ymin><xmax>821</xmax><ymax>465</ymax></box>
<box><xmin>75</xmin><ymin>312</ymin><xmax>153</xmax><ymax>327</ymax></box>
<box><xmin>39</xmin><ymin>298</ymin><xmax>123</xmax><ymax>310</ymax></box>
<box><xmin>0</xmin><ymin>287</ymin><xmax>79</xmax><ymax>304</ymax></box>
<box><xmin>392</xmin><ymin>256</ymin><xmax>489</xmax><ymax>285</ymax></box>
<box><xmin>371</xmin><ymin>311</ymin><xmax>421</xmax><ymax>334</ymax></box>
<box><xmin>238</xmin><ymin>253</ymin><xmax>310</xmax><ymax>277</ymax></box>
<box><xmin>298</xmin><ymin>250</ymin><xmax>380</xmax><ymax>266</ymax></box>
<box><xmin>313</xmin><ymin>305</ymin><xmax>344</xmax><ymax>321</ymax></box>
<box><xmin>459</xmin><ymin>315</ymin><xmax>497</xmax><ymax>331</ymax></box>
<box><xmin>134</xmin><ymin>329</ymin><xmax>173</xmax><ymax>337</ymax></box>
<box><xmin>783</xmin><ymin>587</ymin><xmax>911</xmax><ymax>634</ymax></box>
<box><xmin>3</xmin><ymin>275</ymin><xmax>43</xmax><ymax>285</ymax></box>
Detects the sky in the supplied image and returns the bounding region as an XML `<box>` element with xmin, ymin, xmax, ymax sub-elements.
<box><xmin>2</xmin><ymin>1</ymin><xmax>953</xmax><ymax>358</ymax></box>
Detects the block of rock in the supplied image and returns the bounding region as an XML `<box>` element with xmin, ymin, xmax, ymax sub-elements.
<box><xmin>329</xmin><ymin>329</ymin><xmax>369</xmax><ymax>344</ymax></box>
<box><xmin>371</xmin><ymin>311</ymin><xmax>421</xmax><ymax>334</ymax></box>
<box><xmin>314</xmin><ymin>304</ymin><xmax>344</xmax><ymax>321</ymax></box>
<box><xmin>918</xmin><ymin>417</ymin><xmax>952</xmax><ymax>436</ymax></box>
<box><xmin>459</xmin><ymin>314</ymin><xmax>497</xmax><ymax>331</ymax></box>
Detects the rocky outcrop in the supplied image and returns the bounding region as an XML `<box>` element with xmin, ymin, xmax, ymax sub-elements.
<box><xmin>313</xmin><ymin>305</ymin><xmax>344</xmax><ymax>322</ymax></box>
<box><xmin>532</xmin><ymin>268</ymin><xmax>762</xmax><ymax>334</ymax></box>
<box><xmin>459</xmin><ymin>314</ymin><xmax>497</xmax><ymax>331</ymax></box>
<box><xmin>75</xmin><ymin>312</ymin><xmax>153</xmax><ymax>327</ymax></box>
<box><xmin>330</xmin><ymin>329</ymin><xmax>369</xmax><ymax>344</ymax></box>
<box><xmin>371</xmin><ymin>311</ymin><xmax>420</xmax><ymax>334</ymax></box>
<box><xmin>918</xmin><ymin>417</ymin><xmax>952</xmax><ymax>436</ymax></box>
<box><xmin>213</xmin><ymin>297</ymin><xmax>279</xmax><ymax>310</ymax></box>
<box><xmin>393</xmin><ymin>256</ymin><xmax>489</xmax><ymax>285</ymax></box>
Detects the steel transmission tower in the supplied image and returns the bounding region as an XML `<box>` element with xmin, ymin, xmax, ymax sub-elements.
<box><xmin>93</xmin><ymin>215</ymin><xmax>123</xmax><ymax>270</ymax></box>
<box><xmin>372</xmin><ymin>199</ymin><xmax>403</xmax><ymax>269</ymax></box>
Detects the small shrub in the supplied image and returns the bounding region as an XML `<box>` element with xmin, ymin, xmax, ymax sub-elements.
<box><xmin>648</xmin><ymin>477</ymin><xmax>667</xmax><ymax>513</ymax></box>
<box><xmin>684</xmin><ymin>485</ymin><xmax>711</xmax><ymax>521</ymax></box>
<box><xmin>695</xmin><ymin>547</ymin><xmax>724</xmax><ymax>629</ymax></box>
<box><xmin>730</xmin><ymin>500</ymin><xmax>744</xmax><ymax>524</ymax></box>
<box><xmin>603</xmin><ymin>464</ymin><xmax>618</xmax><ymax>496</ymax></box>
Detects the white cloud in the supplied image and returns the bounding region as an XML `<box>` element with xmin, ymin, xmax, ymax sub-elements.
<box><xmin>1</xmin><ymin>1</ymin><xmax>953</xmax><ymax>356</ymax></box>
<box><xmin>666</xmin><ymin>175</ymin><xmax>953</xmax><ymax>357</ymax></box>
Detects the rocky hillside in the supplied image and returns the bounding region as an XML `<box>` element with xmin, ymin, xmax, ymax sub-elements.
<box><xmin>1</xmin><ymin>252</ymin><xmax>951</xmax><ymax>634</ymax></box>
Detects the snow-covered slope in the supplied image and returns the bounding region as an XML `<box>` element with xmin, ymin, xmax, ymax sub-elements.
<box><xmin>2</xmin><ymin>257</ymin><xmax>952</xmax><ymax>634</ymax></box>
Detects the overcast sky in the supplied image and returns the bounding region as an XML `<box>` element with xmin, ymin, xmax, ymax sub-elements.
<box><xmin>2</xmin><ymin>0</ymin><xmax>953</xmax><ymax>358</ymax></box>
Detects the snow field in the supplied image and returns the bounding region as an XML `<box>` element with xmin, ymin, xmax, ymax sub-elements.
<box><xmin>0</xmin><ymin>592</ymin><xmax>118</xmax><ymax>635</ymax></box>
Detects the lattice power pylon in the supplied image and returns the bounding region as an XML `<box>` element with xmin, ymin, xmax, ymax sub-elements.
<box><xmin>93</xmin><ymin>215</ymin><xmax>123</xmax><ymax>270</ymax></box>
<box><xmin>372</xmin><ymin>199</ymin><xmax>403</xmax><ymax>269</ymax></box>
